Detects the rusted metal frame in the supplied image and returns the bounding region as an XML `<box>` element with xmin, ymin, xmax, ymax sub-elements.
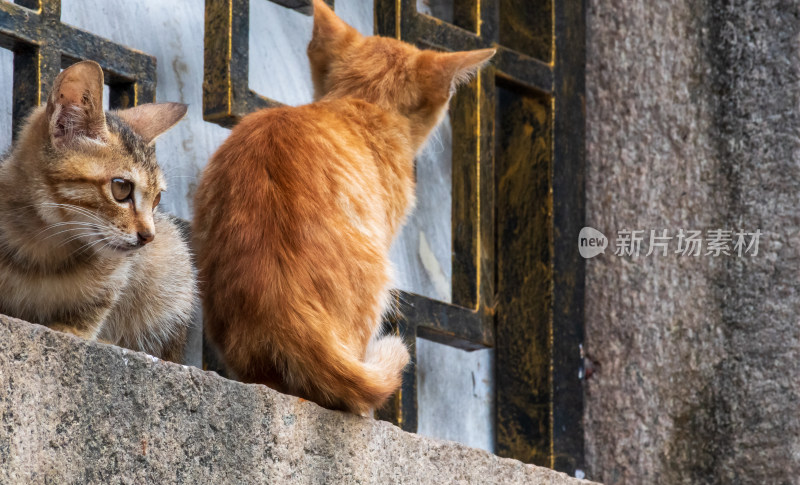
<box><xmin>549</xmin><ymin>0</ymin><xmax>586</xmax><ymax>475</ymax></box>
<box><xmin>493</xmin><ymin>46</ymin><xmax>552</xmax><ymax>94</ymax></box>
<box><xmin>490</xmin><ymin>0</ymin><xmax>559</xmax><ymax>468</ymax></box>
<box><xmin>373</xmin><ymin>0</ymin><xmax>505</xmax><ymax>436</ymax></box>
<box><xmin>377</xmin><ymin>0</ymin><xmax>586</xmax><ymax>474</ymax></box>
<box><xmin>202</xmin><ymin>0</ymin><xmax>335</xmax><ymax>128</ymax></box>
<box><xmin>493</xmin><ymin>80</ymin><xmax>554</xmax><ymax>467</ymax></box>
<box><xmin>1</xmin><ymin>0</ymin><xmax>60</xmax><ymax>129</ymax></box>
<box><xmin>204</xmin><ymin>0</ymin><xmax>275</xmax><ymax>129</ymax></box>
<box><xmin>398</xmin><ymin>291</ymin><xmax>491</xmax><ymax>350</ymax></box>
<box><xmin>492</xmin><ymin>0</ymin><xmax>586</xmax><ymax>473</ymax></box>
<box><xmin>394</xmin><ymin>3</ymin><xmax>551</xmax><ymax>93</ymax></box>
<box><xmin>1</xmin><ymin>0</ymin><xmax>156</xmax><ymax>138</ymax></box>
<box><xmin>450</xmin><ymin>74</ymin><xmax>492</xmax><ymax>312</ymax></box>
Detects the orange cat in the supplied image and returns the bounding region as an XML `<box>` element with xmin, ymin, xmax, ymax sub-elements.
<box><xmin>193</xmin><ymin>0</ymin><xmax>494</xmax><ymax>414</ymax></box>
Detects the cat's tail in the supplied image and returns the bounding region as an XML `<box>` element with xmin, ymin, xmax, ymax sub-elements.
<box><xmin>309</xmin><ymin>333</ymin><xmax>410</xmax><ymax>415</ymax></box>
<box><xmin>364</xmin><ymin>334</ymin><xmax>410</xmax><ymax>391</ymax></box>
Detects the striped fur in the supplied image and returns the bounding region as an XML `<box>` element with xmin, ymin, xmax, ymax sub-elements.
<box><xmin>0</xmin><ymin>61</ymin><xmax>196</xmax><ymax>363</ymax></box>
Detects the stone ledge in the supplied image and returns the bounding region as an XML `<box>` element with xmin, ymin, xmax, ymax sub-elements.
<box><xmin>0</xmin><ymin>314</ymin><xmax>595</xmax><ymax>484</ymax></box>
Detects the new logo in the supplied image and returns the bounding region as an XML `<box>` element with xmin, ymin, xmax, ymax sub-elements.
<box><xmin>579</xmin><ymin>227</ymin><xmax>607</xmax><ymax>259</ymax></box>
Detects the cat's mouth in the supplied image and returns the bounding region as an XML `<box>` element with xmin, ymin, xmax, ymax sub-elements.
<box><xmin>106</xmin><ymin>242</ymin><xmax>143</xmax><ymax>253</ymax></box>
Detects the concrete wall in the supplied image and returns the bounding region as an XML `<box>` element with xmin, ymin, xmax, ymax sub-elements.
<box><xmin>584</xmin><ymin>0</ymin><xmax>800</xmax><ymax>483</ymax></box>
<box><xmin>0</xmin><ymin>314</ymin><xmax>590</xmax><ymax>485</ymax></box>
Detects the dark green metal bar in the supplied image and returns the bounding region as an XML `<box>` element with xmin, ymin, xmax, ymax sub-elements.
<box><xmin>268</xmin><ymin>0</ymin><xmax>333</xmax><ymax>15</ymax></box>
<box><xmin>398</xmin><ymin>291</ymin><xmax>491</xmax><ymax>350</ymax></box>
<box><xmin>2</xmin><ymin>0</ymin><xmax>156</xmax><ymax>138</ymax></box>
<box><xmin>41</xmin><ymin>0</ymin><xmax>61</xmax><ymax>18</ymax></box>
<box><xmin>550</xmin><ymin>0</ymin><xmax>586</xmax><ymax>474</ymax></box>
<box><xmin>449</xmin><ymin>64</ymin><xmax>481</xmax><ymax>309</ymax></box>
<box><xmin>0</xmin><ymin>1</ymin><xmax>45</xmax><ymax>46</ymax></box>
<box><xmin>405</xmin><ymin>12</ymin><xmax>482</xmax><ymax>50</ymax></box>
<box><xmin>59</xmin><ymin>29</ymin><xmax>156</xmax><ymax>89</ymax></box>
<box><xmin>203</xmin><ymin>0</ymin><xmax>244</xmax><ymax>127</ymax></box>
<box><xmin>499</xmin><ymin>0</ymin><xmax>551</xmax><ymax>63</ymax></box>
<box><xmin>204</xmin><ymin>0</ymin><xmax>293</xmax><ymax>128</ymax></box>
<box><xmin>11</xmin><ymin>46</ymin><xmax>45</xmax><ymax>140</ymax></box>
<box><xmin>494</xmin><ymin>46</ymin><xmax>552</xmax><ymax>94</ymax></box>
<box><xmin>494</xmin><ymin>83</ymin><xmax>553</xmax><ymax>468</ymax></box>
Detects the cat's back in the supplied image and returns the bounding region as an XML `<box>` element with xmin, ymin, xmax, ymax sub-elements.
<box><xmin>195</xmin><ymin>98</ymin><xmax>413</xmax><ymax>240</ymax></box>
<box><xmin>210</xmin><ymin>98</ymin><xmax>409</xmax><ymax>179</ymax></box>
<box><xmin>193</xmin><ymin>97</ymin><xmax>415</xmax><ymax>303</ymax></box>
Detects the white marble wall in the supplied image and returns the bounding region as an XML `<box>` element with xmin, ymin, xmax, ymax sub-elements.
<box><xmin>0</xmin><ymin>49</ymin><xmax>11</xmax><ymax>151</ymax></box>
<box><xmin>1</xmin><ymin>0</ymin><xmax>493</xmax><ymax>452</ymax></box>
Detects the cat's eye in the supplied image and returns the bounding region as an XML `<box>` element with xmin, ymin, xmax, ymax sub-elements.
<box><xmin>111</xmin><ymin>178</ymin><xmax>133</xmax><ymax>202</ymax></box>
<box><xmin>153</xmin><ymin>192</ymin><xmax>162</xmax><ymax>209</ymax></box>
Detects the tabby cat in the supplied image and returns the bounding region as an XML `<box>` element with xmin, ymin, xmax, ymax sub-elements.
<box><xmin>0</xmin><ymin>60</ymin><xmax>196</xmax><ymax>363</ymax></box>
<box><xmin>193</xmin><ymin>0</ymin><xmax>495</xmax><ymax>414</ymax></box>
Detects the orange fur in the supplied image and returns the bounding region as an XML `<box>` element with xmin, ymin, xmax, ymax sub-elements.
<box><xmin>193</xmin><ymin>0</ymin><xmax>495</xmax><ymax>414</ymax></box>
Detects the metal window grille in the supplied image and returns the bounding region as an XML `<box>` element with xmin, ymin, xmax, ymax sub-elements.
<box><xmin>0</xmin><ymin>0</ymin><xmax>156</xmax><ymax>139</ymax></box>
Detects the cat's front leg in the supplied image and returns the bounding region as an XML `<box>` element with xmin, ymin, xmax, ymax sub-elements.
<box><xmin>47</xmin><ymin>304</ymin><xmax>112</xmax><ymax>342</ymax></box>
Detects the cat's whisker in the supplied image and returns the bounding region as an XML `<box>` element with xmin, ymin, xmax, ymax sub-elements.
<box><xmin>39</xmin><ymin>201</ymin><xmax>103</xmax><ymax>221</ymax></box>
<box><xmin>72</xmin><ymin>235</ymin><xmax>114</xmax><ymax>256</ymax></box>
<box><xmin>40</xmin><ymin>208</ymin><xmax>106</xmax><ymax>228</ymax></box>
<box><xmin>161</xmin><ymin>165</ymin><xmax>185</xmax><ymax>176</ymax></box>
<box><xmin>56</xmin><ymin>231</ymin><xmax>100</xmax><ymax>244</ymax></box>
<box><xmin>94</xmin><ymin>239</ymin><xmax>117</xmax><ymax>255</ymax></box>
<box><xmin>40</xmin><ymin>227</ymin><xmax>105</xmax><ymax>243</ymax></box>
<box><xmin>33</xmin><ymin>221</ymin><xmax>106</xmax><ymax>239</ymax></box>
<box><xmin>161</xmin><ymin>165</ymin><xmax>180</xmax><ymax>176</ymax></box>
<box><xmin>39</xmin><ymin>202</ymin><xmax>106</xmax><ymax>225</ymax></box>
<box><xmin>55</xmin><ymin>228</ymin><xmax>107</xmax><ymax>246</ymax></box>
<box><xmin>37</xmin><ymin>221</ymin><xmax>104</xmax><ymax>230</ymax></box>
<box><xmin>57</xmin><ymin>231</ymin><xmax>105</xmax><ymax>248</ymax></box>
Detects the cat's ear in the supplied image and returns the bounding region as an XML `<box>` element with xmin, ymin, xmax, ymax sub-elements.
<box><xmin>308</xmin><ymin>0</ymin><xmax>362</xmax><ymax>98</ymax></box>
<box><xmin>46</xmin><ymin>60</ymin><xmax>108</xmax><ymax>149</ymax></box>
<box><xmin>114</xmin><ymin>102</ymin><xmax>188</xmax><ymax>145</ymax></box>
<box><xmin>311</xmin><ymin>0</ymin><xmax>360</xmax><ymax>46</ymax></box>
<box><xmin>437</xmin><ymin>48</ymin><xmax>497</xmax><ymax>90</ymax></box>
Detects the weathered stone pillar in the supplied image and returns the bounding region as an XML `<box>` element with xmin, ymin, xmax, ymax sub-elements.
<box><xmin>585</xmin><ymin>0</ymin><xmax>800</xmax><ymax>483</ymax></box>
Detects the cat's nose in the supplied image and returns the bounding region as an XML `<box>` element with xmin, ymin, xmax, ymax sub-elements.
<box><xmin>137</xmin><ymin>231</ymin><xmax>155</xmax><ymax>245</ymax></box>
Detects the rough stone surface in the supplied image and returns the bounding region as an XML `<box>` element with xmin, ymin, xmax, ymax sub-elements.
<box><xmin>0</xmin><ymin>315</ymin><xmax>591</xmax><ymax>485</ymax></box>
<box><xmin>585</xmin><ymin>0</ymin><xmax>800</xmax><ymax>483</ymax></box>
